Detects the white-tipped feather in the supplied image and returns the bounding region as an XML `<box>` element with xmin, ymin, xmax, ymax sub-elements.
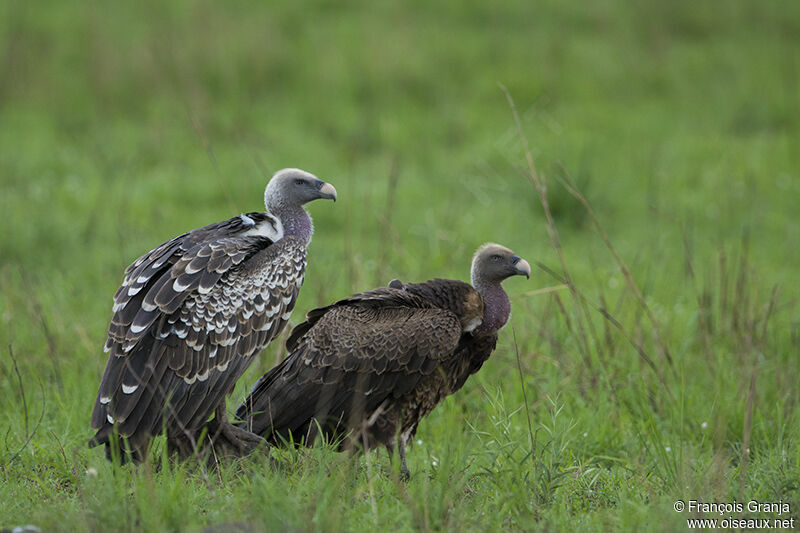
<box><xmin>184</xmin><ymin>262</ymin><xmax>202</xmax><ymax>275</ymax></box>
<box><xmin>127</xmin><ymin>285</ymin><xmax>142</xmax><ymax>297</ymax></box>
<box><xmin>122</xmin><ymin>384</ymin><xmax>138</xmax><ymax>394</ymax></box>
<box><xmin>152</xmin><ymin>256</ymin><xmax>169</xmax><ymax>269</ymax></box>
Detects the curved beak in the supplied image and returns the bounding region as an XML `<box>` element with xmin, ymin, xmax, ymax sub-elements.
<box><xmin>318</xmin><ymin>181</ymin><xmax>337</xmax><ymax>202</ymax></box>
<box><xmin>512</xmin><ymin>256</ymin><xmax>531</xmax><ymax>279</ymax></box>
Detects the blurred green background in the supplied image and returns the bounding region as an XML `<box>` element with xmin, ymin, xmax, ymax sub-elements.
<box><xmin>1</xmin><ymin>0</ymin><xmax>798</xmax><ymax>531</ymax></box>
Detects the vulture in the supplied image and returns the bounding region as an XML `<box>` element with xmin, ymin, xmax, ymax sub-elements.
<box><xmin>235</xmin><ymin>243</ymin><xmax>530</xmax><ymax>478</ymax></box>
<box><xmin>89</xmin><ymin>168</ymin><xmax>337</xmax><ymax>462</ymax></box>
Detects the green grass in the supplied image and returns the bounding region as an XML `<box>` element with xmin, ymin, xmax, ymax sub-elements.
<box><xmin>1</xmin><ymin>0</ymin><xmax>799</xmax><ymax>530</ymax></box>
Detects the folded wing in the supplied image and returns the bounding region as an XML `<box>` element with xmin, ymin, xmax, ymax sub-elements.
<box><xmin>236</xmin><ymin>287</ymin><xmax>465</xmax><ymax>444</ymax></box>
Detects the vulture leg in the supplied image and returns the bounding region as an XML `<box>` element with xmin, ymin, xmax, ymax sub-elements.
<box><xmin>397</xmin><ymin>441</ymin><xmax>410</xmax><ymax>481</ymax></box>
<box><xmin>397</xmin><ymin>424</ymin><xmax>417</xmax><ymax>481</ymax></box>
<box><xmin>207</xmin><ymin>404</ymin><xmax>267</xmax><ymax>457</ymax></box>
<box><xmin>384</xmin><ymin>441</ymin><xmax>395</xmax><ymax>460</ymax></box>
<box><xmin>398</xmin><ymin>434</ymin><xmax>411</xmax><ymax>481</ymax></box>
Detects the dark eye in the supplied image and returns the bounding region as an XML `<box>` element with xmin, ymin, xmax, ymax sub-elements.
<box><xmin>295</xmin><ymin>178</ymin><xmax>305</xmax><ymax>186</ymax></box>
<box><xmin>491</xmin><ymin>254</ymin><xmax>502</xmax><ymax>262</ymax></box>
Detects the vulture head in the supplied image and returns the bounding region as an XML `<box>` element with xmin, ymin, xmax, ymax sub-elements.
<box><xmin>471</xmin><ymin>243</ymin><xmax>531</xmax><ymax>285</ymax></box>
<box><xmin>263</xmin><ymin>168</ymin><xmax>337</xmax><ymax>243</ymax></box>
<box><xmin>264</xmin><ymin>168</ymin><xmax>337</xmax><ymax>211</ymax></box>
<box><xmin>470</xmin><ymin>243</ymin><xmax>530</xmax><ymax>335</ymax></box>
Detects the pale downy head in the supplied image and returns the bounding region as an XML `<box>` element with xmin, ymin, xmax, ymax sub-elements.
<box><xmin>469</xmin><ymin>243</ymin><xmax>529</xmax><ymax>335</ymax></box>
<box><xmin>264</xmin><ymin>168</ymin><xmax>337</xmax><ymax>212</ymax></box>
<box><xmin>470</xmin><ymin>243</ymin><xmax>531</xmax><ymax>287</ymax></box>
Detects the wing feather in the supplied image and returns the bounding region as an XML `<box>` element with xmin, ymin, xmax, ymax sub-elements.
<box><xmin>236</xmin><ymin>292</ymin><xmax>464</xmax><ymax>442</ymax></box>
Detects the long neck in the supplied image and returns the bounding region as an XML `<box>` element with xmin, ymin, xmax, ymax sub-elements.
<box><xmin>473</xmin><ymin>280</ymin><xmax>511</xmax><ymax>336</ymax></box>
<box><xmin>270</xmin><ymin>204</ymin><xmax>313</xmax><ymax>244</ymax></box>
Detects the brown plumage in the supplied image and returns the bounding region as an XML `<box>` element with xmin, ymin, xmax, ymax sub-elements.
<box><xmin>235</xmin><ymin>243</ymin><xmax>530</xmax><ymax>477</ymax></box>
<box><xmin>90</xmin><ymin>168</ymin><xmax>336</xmax><ymax>463</ymax></box>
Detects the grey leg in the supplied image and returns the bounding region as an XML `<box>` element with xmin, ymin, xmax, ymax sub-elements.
<box><xmin>398</xmin><ymin>433</ymin><xmax>410</xmax><ymax>481</ymax></box>
<box><xmin>208</xmin><ymin>404</ymin><xmax>267</xmax><ymax>455</ymax></box>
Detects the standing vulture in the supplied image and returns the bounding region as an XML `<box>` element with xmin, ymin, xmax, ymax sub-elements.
<box><xmin>90</xmin><ymin>168</ymin><xmax>337</xmax><ymax>462</ymax></box>
<box><xmin>235</xmin><ymin>243</ymin><xmax>530</xmax><ymax>478</ymax></box>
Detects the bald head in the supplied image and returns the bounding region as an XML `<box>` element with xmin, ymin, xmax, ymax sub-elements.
<box><xmin>470</xmin><ymin>243</ymin><xmax>531</xmax><ymax>286</ymax></box>
<box><xmin>264</xmin><ymin>168</ymin><xmax>337</xmax><ymax>212</ymax></box>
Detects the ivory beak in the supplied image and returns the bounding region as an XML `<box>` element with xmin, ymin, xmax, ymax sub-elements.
<box><xmin>319</xmin><ymin>182</ymin><xmax>337</xmax><ymax>202</ymax></box>
<box><xmin>515</xmin><ymin>258</ymin><xmax>531</xmax><ymax>279</ymax></box>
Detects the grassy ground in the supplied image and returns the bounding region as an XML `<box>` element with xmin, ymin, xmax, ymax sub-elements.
<box><xmin>1</xmin><ymin>0</ymin><xmax>799</xmax><ymax>531</ymax></box>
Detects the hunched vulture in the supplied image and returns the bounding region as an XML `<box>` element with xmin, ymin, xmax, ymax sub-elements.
<box><xmin>235</xmin><ymin>243</ymin><xmax>530</xmax><ymax>477</ymax></box>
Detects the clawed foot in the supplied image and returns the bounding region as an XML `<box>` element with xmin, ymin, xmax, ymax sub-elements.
<box><xmin>165</xmin><ymin>406</ymin><xmax>268</xmax><ymax>464</ymax></box>
<box><xmin>168</xmin><ymin>405</ymin><xmax>268</xmax><ymax>461</ymax></box>
<box><xmin>206</xmin><ymin>417</ymin><xmax>267</xmax><ymax>457</ymax></box>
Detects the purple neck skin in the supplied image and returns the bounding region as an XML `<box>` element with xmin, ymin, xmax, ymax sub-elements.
<box><xmin>473</xmin><ymin>281</ymin><xmax>511</xmax><ymax>336</ymax></box>
<box><xmin>271</xmin><ymin>205</ymin><xmax>313</xmax><ymax>244</ymax></box>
